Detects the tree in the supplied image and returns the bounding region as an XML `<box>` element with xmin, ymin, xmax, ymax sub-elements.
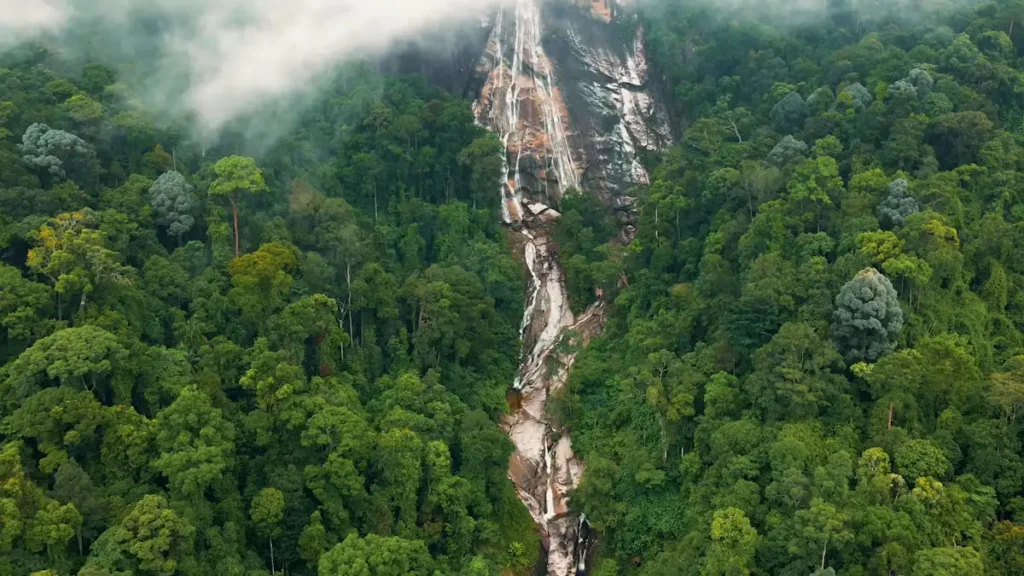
<box><xmin>790</xmin><ymin>499</ymin><xmax>853</xmax><ymax>574</ymax></box>
<box><xmin>770</xmin><ymin>92</ymin><xmax>810</xmax><ymax>134</ymax></box>
<box><xmin>84</xmin><ymin>494</ymin><xmax>195</xmax><ymax>575</ymax></box>
<box><xmin>250</xmin><ymin>487</ymin><xmax>285</xmax><ymax>574</ymax></box>
<box><xmin>151</xmin><ymin>387</ymin><xmax>236</xmax><ymax>500</ymax></box>
<box><xmin>638</xmin><ymin>349</ymin><xmax>698</xmax><ymax>463</ymax></box>
<box><xmin>228</xmin><ymin>242</ymin><xmax>299</xmax><ymax>331</ymax></box>
<box><xmin>839</xmin><ymin>83</ymin><xmax>873</xmax><ymax>111</ymax></box>
<box><xmin>811</xmin><ymin>135</ymin><xmax>843</xmax><ymax>159</ymax></box>
<box><xmin>5</xmin><ymin>386</ymin><xmax>107</xmax><ymax>473</ymax></box>
<box><xmin>60</xmin><ymin>95</ymin><xmax>104</xmax><ymax>124</ymax></box>
<box><xmin>806</xmin><ymin>86</ymin><xmax>835</xmax><ymax>115</ymax></box>
<box><xmin>911</xmin><ymin>546</ymin><xmax>984</xmax><ymax>576</ymax></box>
<box><xmin>208</xmin><ymin>155</ymin><xmax>267</xmax><ymax>257</ymax></box>
<box><xmin>704</xmin><ymin>508</ymin><xmax>759</xmax><ymax>576</ymax></box>
<box><xmin>457</xmin><ymin>134</ymin><xmax>503</xmax><ymax>209</ymax></box>
<box><xmin>895</xmin><ymin>439</ymin><xmax>951</xmax><ymax>482</ymax></box>
<box><xmin>786</xmin><ymin>156</ymin><xmax>843</xmax><ymax>232</ymax></box>
<box><xmin>766</xmin><ymin>135</ymin><xmax>809</xmax><ymax>169</ymax></box>
<box><xmin>3</xmin><ymin>325</ymin><xmax>128</xmax><ymax>402</ymax></box>
<box><xmin>877</xmin><ymin>178</ymin><xmax>920</xmax><ymax>229</ymax></box>
<box><xmin>906</xmin><ymin>69</ymin><xmax>934</xmax><ymax>97</ymax></box>
<box><xmin>833</xmin><ymin>268</ymin><xmax>903</xmax><ymax>363</ymax></box>
<box><xmin>148</xmin><ymin>171</ymin><xmax>196</xmax><ymax>243</ymax></box>
<box><xmin>19</xmin><ymin>123</ymin><xmax>97</xmax><ymax>184</ymax></box>
<box><xmin>272</xmin><ymin>294</ymin><xmax>348</xmax><ymax>373</ymax></box>
<box><xmin>0</xmin><ymin>100</ymin><xmax>15</xmax><ymax>139</ymax></box>
<box><xmin>748</xmin><ymin>323</ymin><xmax>846</xmax><ymax>421</ymax></box>
<box><xmin>0</xmin><ymin>263</ymin><xmax>53</xmax><ymax>344</ymax></box>
<box><xmin>989</xmin><ymin>357</ymin><xmax>1024</xmax><ymax>423</ymax></box>
<box><xmin>26</xmin><ymin>210</ymin><xmax>134</xmax><ymax>317</ymax></box>
<box><xmin>317</xmin><ymin>533</ymin><xmax>434</xmax><ymax>575</ymax></box>
<box><xmin>49</xmin><ymin>459</ymin><xmax>107</xmax><ymax>555</ymax></box>
<box><xmin>24</xmin><ymin>499</ymin><xmax>81</xmax><ymax>565</ymax></box>
<box><xmin>929</xmin><ymin>112</ymin><xmax>994</xmax><ymax>169</ymax></box>
<box><xmin>298</xmin><ymin>510</ymin><xmax>327</xmax><ymax>566</ymax></box>
<box><xmin>369</xmin><ymin>428</ymin><xmax>422</xmax><ymax>536</ymax></box>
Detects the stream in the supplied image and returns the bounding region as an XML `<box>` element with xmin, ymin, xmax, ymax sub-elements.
<box><xmin>471</xmin><ymin>1</ymin><xmax>669</xmax><ymax>573</ymax></box>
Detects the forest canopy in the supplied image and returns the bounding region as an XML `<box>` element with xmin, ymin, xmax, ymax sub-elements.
<box><xmin>0</xmin><ymin>44</ymin><xmax>535</xmax><ymax>574</ymax></box>
<box><xmin>1</xmin><ymin>0</ymin><xmax>1024</xmax><ymax>575</ymax></box>
<box><xmin>549</xmin><ymin>0</ymin><xmax>1024</xmax><ymax>575</ymax></box>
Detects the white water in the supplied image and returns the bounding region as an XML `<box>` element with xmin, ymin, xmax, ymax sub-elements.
<box><xmin>472</xmin><ymin>2</ymin><xmax>666</xmax><ymax>573</ymax></box>
<box><xmin>476</xmin><ymin>4</ymin><xmax>589</xmax><ymax>573</ymax></box>
<box><xmin>474</xmin><ymin>0</ymin><xmax>580</xmax><ymax>225</ymax></box>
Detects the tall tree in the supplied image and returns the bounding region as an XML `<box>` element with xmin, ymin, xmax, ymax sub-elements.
<box><xmin>148</xmin><ymin>171</ymin><xmax>196</xmax><ymax>244</ymax></box>
<box><xmin>83</xmin><ymin>494</ymin><xmax>195</xmax><ymax>575</ymax></box>
<box><xmin>704</xmin><ymin>507</ymin><xmax>759</xmax><ymax>576</ymax></box>
<box><xmin>832</xmin><ymin>268</ymin><xmax>903</xmax><ymax>363</ymax></box>
<box><xmin>318</xmin><ymin>533</ymin><xmax>434</xmax><ymax>576</ymax></box>
<box><xmin>250</xmin><ymin>487</ymin><xmax>285</xmax><ymax>574</ymax></box>
<box><xmin>208</xmin><ymin>155</ymin><xmax>268</xmax><ymax>257</ymax></box>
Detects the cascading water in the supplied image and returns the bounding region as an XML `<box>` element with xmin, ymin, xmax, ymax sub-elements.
<box><xmin>471</xmin><ymin>1</ymin><xmax>670</xmax><ymax>574</ymax></box>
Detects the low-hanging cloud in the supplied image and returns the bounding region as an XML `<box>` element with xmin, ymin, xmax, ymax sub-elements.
<box><xmin>0</xmin><ymin>0</ymin><xmax>67</xmax><ymax>35</ymax></box>
<box><xmin>673</xmin><ymin>0</ymin><xmax>974</xmax><ymax>22</ymax></box>
<box><xmin>2</xmin><ymin>0</ymin><xmax>505</xmax><ymax>131</ymax></box>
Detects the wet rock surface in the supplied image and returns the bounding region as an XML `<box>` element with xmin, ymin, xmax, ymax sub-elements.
<box><xmin>469</xmin><ymin>1</ymin><xmax>670</xmax><ymax>574</ymax></box>
<box><xmin>545</xmin><ymin>1</ymin><xmax>672</xmax><ymax>198</ymax></box>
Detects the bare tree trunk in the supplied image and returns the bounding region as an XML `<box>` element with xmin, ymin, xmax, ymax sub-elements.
<box><xmin>346</xmin><ymin>263</ymin><xmax>354</xmax><ymax>342</ymax></box>
<box><xmin>661</xmin><ymin>421</ymin><xmax>668</xmax><ymax>465</ymax></box>
<box><xmin>728</xmin><ymin>117</ymin><xmax>743</xmax><ymax>142</ymax></box>
<box><xmin>270</xmin><ymin>536</ymin><xmax>275</xmax><ymax>575</ymax></box>
<box><xmin>338</xmin><ymin>317</ymin><xmax>345</xmax><ymax>363</ymax></box>
<box><xmin>821</xmin><ymin>539</ymin><xmax>828</xmax><ymax>571</ymax></box>
<box><xmin>230</xmin><ymin>194</ymin><xmax>240</xmax><ymax>257</ymax></box>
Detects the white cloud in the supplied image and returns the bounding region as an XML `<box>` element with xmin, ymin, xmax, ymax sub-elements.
<box><xmin>0</xmin><ymin>0</ymin><xmax>67</xmax><ymax>35</ymax></box>
<box><xmin>1</xmin><ymin>0</ymin><xmax>503</xmax><ymax>130</ymax></box>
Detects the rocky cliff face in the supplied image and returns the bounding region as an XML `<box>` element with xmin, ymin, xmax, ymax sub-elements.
<box><xmin>472</xmin><ymin>0</ymin><xmax>671</xmax><ymax>228</ymax></box>
<box><xmin>467</xmin><ymin>1</ymin><xmax>671</xmax><ymax>575</ymax></box>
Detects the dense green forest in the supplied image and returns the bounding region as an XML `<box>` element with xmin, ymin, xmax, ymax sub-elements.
<box><xmin>0</xmin><ymin>46</ymin><xmax>537</xmax><ymax>574</ymax></box>
<box><xmin>3</xmin><ymin>0</ymin><xmax>1024</xmax><ymax>575</ymax></box>
<box><xmin>553</xmin><ymin>1</ymin><xmax>1024</xmax><ymax>575</ymax></box>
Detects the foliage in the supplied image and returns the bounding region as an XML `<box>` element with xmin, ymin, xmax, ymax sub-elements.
<box><xmin>2</xmin><ymin>1</ymin><xmax>1024</xmax><ymax>575</ymax></box>
<box><xmin>0</xmin><ymin>51</ymin><xmax>529</xmax><ymax>575</ymax></box>
<box><xmin>833</xmin><ymin>268</ymin><xmax>904</xmax><ymax>363</ymax></box>
<box><xmin>148</xmin><ymin>171</ymin><xmax>196</xmax><ymax>241</ymax></box>
<box><xmin>563</xmin><ymin>1</ymin><xmax>1024</xmax><ymax>574</ymax></box>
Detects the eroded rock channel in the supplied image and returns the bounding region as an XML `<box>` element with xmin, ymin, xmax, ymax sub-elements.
<box><xmin>469</xmin><ymin>1</ymin><xmax>671</xmax><ymax>574</ymax></box>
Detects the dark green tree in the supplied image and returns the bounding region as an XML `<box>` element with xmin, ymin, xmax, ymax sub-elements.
<box><xmin>148</xmin><ymin>171</ymin><xmax>196</xmax><ymax>243</ymax></box>
<box><xmin>833</xmin><ymin>268</ymin><xmax>903</xmax><ymax>363</ymax></box>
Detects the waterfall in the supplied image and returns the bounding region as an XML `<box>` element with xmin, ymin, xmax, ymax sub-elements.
<box><xmin>471</xmin><ymin>1</ymin><xmax>670</xmax><ymax>573</ymax></box>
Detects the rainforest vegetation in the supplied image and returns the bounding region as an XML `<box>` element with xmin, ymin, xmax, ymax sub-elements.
<box><xmin>553</xmin><ymin>1</ymin><xmax>1024</xmax><ymax>575</ymax></box>
<box><xmin>0</xmin><ymin>50</ymin><xmax>534</xmax><ymax>575</ymax></box>
<box><xmin>2</xmin><ymin>0</ymin><xmax>1024</xmax><ymax>575</ymax></box>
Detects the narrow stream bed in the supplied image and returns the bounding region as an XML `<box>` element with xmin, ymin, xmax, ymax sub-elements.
<box><xmin>502</xmin><ymin>227</ymin><xmax>600</xmax><ymax>575</ymax></box>
<box><xmin>470</xmin><ymin>1</ymin><xmax>669</xmax><ymax>573</ymax></box>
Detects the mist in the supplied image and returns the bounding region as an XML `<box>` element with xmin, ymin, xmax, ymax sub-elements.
<box><xmin>641</xmin><ymin>0</ymin><xmax>977</xmax><ymax>26</ymax></box>
<box><xmin>1</xmin><ymin>0</ymin><xmax>504</xmax><ymax>132</ymax></box>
